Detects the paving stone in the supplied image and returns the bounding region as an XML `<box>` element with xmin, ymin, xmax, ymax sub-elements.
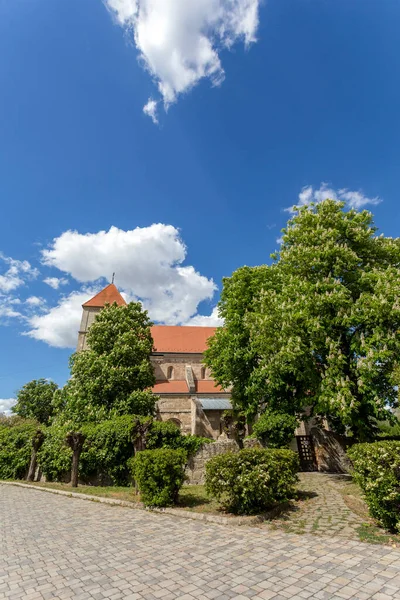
<box><xmin>1</xmin><ymin>485</ymin><xmax>399</xmax><ymax>600</ymax></box>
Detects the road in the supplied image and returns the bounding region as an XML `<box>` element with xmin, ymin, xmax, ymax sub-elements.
<box><xmin>1</xmin><ymin>485</ymin><xmax>399</xmax><ymax>600</ymax></box>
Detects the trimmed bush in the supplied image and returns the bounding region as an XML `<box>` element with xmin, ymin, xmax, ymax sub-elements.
<box><xmin>145</xmin><ymin>420</ymin><xmax>210</xmax><ymax>455</ymax></box>
<box><xmin>80</xmin><ymin>416</ymin><xmax>136</xmax><ymax>485</ymax></box>
<box><xmin>347</xmin><ymin>441</ymin><xmax>400</xmax><ymax>532</ymax></box>
<box><xmin>205</xmin><ymin>447</ymin><xmax>299</xmax><ymax>514</ymax></box>
<box><xmin>253</xmin><ymin>410</ymin><xmax>298</xmax><ymax>448</ymax></box>
<box><xmin>131</xmin><ymin>448</ymin><xmax>187</xmax><ymax>507</ymax></box>
<box><xmin>0</xmin><ymin>418</ymin><xmax>40</xmax><ymax>480</ymax></box>
<box><xmin>38</xmin><ymin>424</ymin><xmax>72</xmax><ymax>481</ymax></box>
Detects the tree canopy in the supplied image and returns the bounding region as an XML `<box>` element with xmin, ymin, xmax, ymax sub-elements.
<box><xmin>12</xmin><ymin>379</ymin><xmax>58</xmax><ymax>424</ymax></box>
<box><xmin>57</xmin><ymin>302</ymin><xmax>157</xmax><ymax>423</ymax></box>
<box><xmin>205</xmin><ymin>200</ymin><xmax>400</xmax><ymax>440</ymax></box>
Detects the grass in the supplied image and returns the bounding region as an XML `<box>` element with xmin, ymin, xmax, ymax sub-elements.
<box><xmin>18</xmin><ymin>481</ymin><xmax>224</xmax><ymax>514</ymax></box>
<box><xmin>333</xmin><ymin>476</ymin><xmax>400</xmax><ymax>547</ymax></box>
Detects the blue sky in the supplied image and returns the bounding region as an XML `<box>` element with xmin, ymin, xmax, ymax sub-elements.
<box><xmin>1</xmin><ymin>0</ymin><xmax>399</xmax><ymax>411</ymax></box>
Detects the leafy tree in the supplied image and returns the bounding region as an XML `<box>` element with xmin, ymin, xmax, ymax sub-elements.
<box><xmin>59</xmin><ymin>302</ymin><xmax>157</xmax><ymax>423</ymax></box>
<box><xmin>252</xmin><ymin>410</ymin><xmax>298</xmax><ymax>448</ymax></box>
<box><xmin>12</xmin><ymin>379</ymin><xmax>58</xmax><ymax>424</ymax></box>
<box><xmin>204</xmin><ymin>266</ymin><xmax>275</xmax><ymax>418</ymax></box>
<box><xmin>206</xmin><ymin>200</ymin><xmax>400</xmax><ymax>440</ymax></box>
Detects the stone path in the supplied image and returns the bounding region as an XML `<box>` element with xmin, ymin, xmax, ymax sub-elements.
<box><xmin>1</xmin><ymin>485</ymin><xmax>400</xmax><ymax>600</ymax></box>
<box><xmin>267</xmin><ymin>473</ymin><xmax>365</xmax><ymax>539</ymax></box>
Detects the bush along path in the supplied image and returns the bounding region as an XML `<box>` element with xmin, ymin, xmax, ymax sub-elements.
<box><xmin>265</xmin><ymin>473</ymin><xmax>368</xmax><ymax>541</ymax></box>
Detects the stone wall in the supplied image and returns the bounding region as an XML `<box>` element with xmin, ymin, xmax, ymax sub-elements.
<box><xmin>311</xmin><ymin>427</ymin><xmax>353</xmax><ymax>473</ymax></box>
<box><xmin>185</xmin><ymin>438</ymin><xmax>239</xmax><ymax>484</ymax></box>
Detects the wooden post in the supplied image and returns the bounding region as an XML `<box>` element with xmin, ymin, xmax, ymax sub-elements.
<box><xmin>65</xmin><ymin>432</ymin><xmax>86</xmax><ymax>487</ymax></box>
<box><xmin>27</xmin><ymin>430</ymin><xmax>45</xmax><ymax>482</ymax></box>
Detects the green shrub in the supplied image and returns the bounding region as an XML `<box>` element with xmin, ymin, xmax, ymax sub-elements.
<box><xmin>80</xmin><ymin>416</ymin><xmax>136</xmax><ymax>485</ymax></box>
<box><xmin>145</xmin><ymin>420</ymin><xmax>210</xmax><ymax>455</ymax></box>
<box><xmin>205</xmin><ymin>447</ymin><xmax>299</xmax><ymax>514</ymax></box>
<box><xmin>38</xmin><ymin>423</ymin><xmax>72</xmax><ymax>481</ymax></box>
<box><xmin>131</xmin><ymin>448</ymin><xmax>187</xmax><ymax>507</ymax></box>
<box><xmin>347</xmin><ymin>441</ymin><xmax>400</xmax><ymax>532</ymax></box>
<box><xmin>0</xmin><ymin>419</ymin><xmax>40</xmax><ymax>480</ymax></box>
<box><xmin>253</xmin><ymin>410</ymin><xmax>298</xmax><ymax>448</ymax></box>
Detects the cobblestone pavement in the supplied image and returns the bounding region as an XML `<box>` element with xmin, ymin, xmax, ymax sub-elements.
<box><xmin>1</xmin><ymin>485</ymin><xmax>400</xmax><ymax>600</ymax></box>
<box><xmin>267</xmin><ymin>473</ymin><xmax>365</xmax><ymax>539</ymax></box>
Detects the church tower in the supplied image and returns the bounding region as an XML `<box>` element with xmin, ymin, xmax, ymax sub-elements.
<box><xmin>76</xmin><ymin>283</ymin><xmax>127</xmax><ymax>351</ymax></box>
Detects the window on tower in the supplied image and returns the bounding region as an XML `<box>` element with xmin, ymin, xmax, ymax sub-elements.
<box><xmin>167</xmin><ymin>366</ymin><xmax>173</xmax><ymax>379</ymax></box>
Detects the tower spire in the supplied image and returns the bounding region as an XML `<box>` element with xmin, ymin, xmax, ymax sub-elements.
<box><xmin>111</xmin><ymin>272</ymin><xmax>115</xmax><ymax>284</ymax></box>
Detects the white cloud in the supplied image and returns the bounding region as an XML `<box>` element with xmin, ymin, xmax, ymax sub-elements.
<box><xmin>185</xmin><ymin>306</ymin><xmax>223</xmax><ymax>326</ymax></box>
<box><xmin>286</xmin><ymin>183</ymin><xmax>382</xmax><ymax>213</ymax></box>
<box><xmin>0</xmin><ymin>398</ymin><xmax>16</xmax><ymax>416</ymax></box>
<box><xmin>43</xmin><ymin>277</ymin><xmax>68</xmax><ymax>290</ymax></box>
<box><xmin>105</xmin><ymin>0</ymin><xmax>260</xmax><ymax>115</ymax></box>
<box><xmin>143</xmin><ymin>98</ymin><xmax>158</xmax><ymax>124</ymax></box>
<box><xmin>27</xmin><ymin>224</ymin><xmax>217</xmax><ymax>347</ymax></box>
<box><xmin>25</xmin><ymin>296</ymin><xmax>43</xmax><ymax>306</ymax></box>
<box><xmin>276</xmin><ymin>236</ymin><xmax>283</xmax><ymax>245</ymax></box>
<box><xmin>26</xmin><ymin>289</ymin><xmax>96</xmax><ymax>348</ymax></box>
<box><xmin>0</xmin><ymin>253</ymin><xmax>39</xmax><ymax>293</ymax></box>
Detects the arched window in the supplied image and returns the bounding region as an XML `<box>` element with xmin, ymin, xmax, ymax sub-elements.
<box><xmin>167</xmin><ymin>366</ymin><xmax>173</xmax><ymax>379</ymax></box>
<box><xmin>201</xmin><ymin>367</ymin><xmax>206</xmax><ymax>379</ymax></box>
<box><xmin>167</xmin><ymin>418</ymin><xmax>182</xmax><ymax>430</ymax></box>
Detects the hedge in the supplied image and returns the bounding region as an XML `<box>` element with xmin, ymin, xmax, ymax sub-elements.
<box><xmin>131</xmin><ymin>448</ymin><xmax>187</xmax><ymax>507</ymax></box>
<box><xmin>145</xmin><ymin>420</ymin><xmax>210</xmax><ymax>455</ymax></box>
<box><xmin>205</xmin><ymin>447</ymin><xmax>299</xmax><ymax>514</ymax></box>
<box><xmin>0</xmin><ymin>418</ymin><xmax>40</xmax><ymax>480</ymax></box>
<box><xmin>253</xmin><ymin>410</ymin><xmax>298</xmax><ymax>448</ymax></box>
<box><xmin>347</xmin><ymin>441</ymin><xmax>400</xmax><ymax>532</ymax></box>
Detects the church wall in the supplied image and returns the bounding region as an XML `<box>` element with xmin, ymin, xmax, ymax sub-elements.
<box><xmin>157</xmin><ymin>396</ymin><xmax>192</xmax><ymax>434</ymax></box>
<box><xmin>151</xmin><ymin>354</ymin><xmax>212</xmax><ymax>381</ymax></box>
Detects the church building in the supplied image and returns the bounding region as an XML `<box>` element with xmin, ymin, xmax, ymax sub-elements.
<box><xmin>77</xmin><ymin>284</ymin><xmax>232</xmax><ymax>438</ymax></box>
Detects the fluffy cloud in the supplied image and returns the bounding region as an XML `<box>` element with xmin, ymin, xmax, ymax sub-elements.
<box><xmin>43</xmin><ymin>277</ymin><xmax>68</xmax><ymax>290</ymax></box>
<box><xmin>26</xmin><ymin>289</ymin><xmax>96</xmax><ymax>348</ymax></box>
<box><xmin>185</xmin><ymin>306</ymin><xmax>223</xmax><ymax>327</ymax></box>
<box><xmin>27</xmin><ymin>224</ymin><xmax>217</xmax><ymax>347</ymax></box>
<box><xmin>25</xmin><ymin>296</ymin><xmax>44</xmax><ymax>306</ymax></box>
<box><xmin>143</xmin><ymin>98</ymin><xmax>159</xmax><ymax>124</ymax></box>
<box><xmin>0</xmin><ymin>253</ymin><xmax>39</xmax><ymax>293</ymax></box>
<box><xmin>0</xmin><ymin>398</ymin><xmax>16</xmax><ymax>416</ymax></box>
<box><xmin>286</xmin><ymin>183</ymin><xmax>382</xmax><ymax>213</ymax></box>
<box><xmin>105</xmin><ymin>0</ymin><xmax>260</xmax><ymax>117</ymax></box>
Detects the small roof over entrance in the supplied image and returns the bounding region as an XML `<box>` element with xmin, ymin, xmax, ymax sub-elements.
<box><xmin>199</xmin><ymin>398</ymin><xmax>232</xmax><ymax>410</ymax></box>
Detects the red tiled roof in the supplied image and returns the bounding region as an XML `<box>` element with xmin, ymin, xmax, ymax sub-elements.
<box><xmin>83</xmin><ymin>284</ymin><xmax>127</xmax><ymax>308</ymax></box>
<box><xmin>151</xmin><ymin>325</ymin><xmax>216</xmax><ymax>353</ymax></box>
<box><xmin>152</xmin><ymin>379</ymin><xmax>225</xmax><ymax>394</ymax></box>
<box><xmin>152</xmin><ymin>380</ymin><xmax>189</xmax><ymax>394</ymax></box>
<box><xmin>196</xmin><ymin>380</ymin><xmax>225</xmax><ymax>394</ymax></box>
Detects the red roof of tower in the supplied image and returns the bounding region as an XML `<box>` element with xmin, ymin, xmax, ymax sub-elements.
<box><xmin>83</xmin><ymin>284</ymin><xmax>127</xmax><ymax>308</ymax></box>
<box><xmin>151</xmin><ymin>325</ymin><xmax>216</xmax><ymax>353</ymax></box>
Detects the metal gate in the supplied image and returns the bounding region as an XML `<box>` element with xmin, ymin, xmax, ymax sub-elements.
<box><xmin>296</xmin><ymin>435</ymin><xmax>317</xmax><ymax>471</ymax></box>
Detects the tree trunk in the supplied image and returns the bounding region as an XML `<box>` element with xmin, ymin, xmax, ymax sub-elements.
<box><xmin>65</xmin><ymin>432</ymin><xmax>86</xmax><ymax>488</ymax></box>
<box><xmin>27</xmin><ymin>430</ymin><xmax>45</xmax><ymax>482</ymax></box>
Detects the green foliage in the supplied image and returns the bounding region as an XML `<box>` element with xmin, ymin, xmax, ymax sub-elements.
<box><xmin>80</xmin><ymin>416</ymin><xmax>136</xmax><ymax>485</ymax></box>
<box><xmin>60</xmin><ymin>302</ymin><xmax>157</xmax><ymax>422</ymax></box>
<box><xmin>348</xmin><ymin>441</ymin><xmax>400</xmax><ymax>532</ymax></box>
<box><xmin>12</xmin><ymin>379</ymin><xmax>58</xmax><ymax>424</ymax></box>
<box><xmin>0</xmin><ymin>419</ymin><xmax>40</xmax><ymax>480</ymax></box>
<box><xmin>206</xmin><ymin>200</ymin><xmax>400</xmax><ymax>440</ymax></box>
<box><xmin>38</xmin><ymin>423</ymin><xmax>72</xmax><ymax>482</ymax></box>
<box><xmin>131</xmin><ymin>448</ymin><xmax>187</xmax><ymax>507</ymax></box>
<box><xmin>253</xmin><ymin>410</ymin><xmax>298</xmax><ymax>448</ymax></box>
<box><xmin>145</xmin><ymin>420</ymin><xmax>210</xmax><ymax>455</ymax></box>
<box><xmin>205</xmin><ymin>447</ymin><xmax>299</xmax><ymax>514</ymax></box>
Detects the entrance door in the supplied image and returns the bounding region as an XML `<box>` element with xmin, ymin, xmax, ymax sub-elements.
<box><xmin>296</xmin><ymin>435</ymin><xmax>317</xmax><ymax>471</ymax></box>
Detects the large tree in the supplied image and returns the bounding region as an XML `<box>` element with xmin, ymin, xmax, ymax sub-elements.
<box><xmin>57</xmin><ymin>302</ymin><xmax>157</xmax><ymax>423</ymax></box>
<box><xmin>206</xmin><ymin>200</ymin><xmax>400</xmax><ymax>440</ymax></box>
<box><xmin>12</xmin><ymin>379</ymin><xmax>58</xmax><ymax>424</ymax></box>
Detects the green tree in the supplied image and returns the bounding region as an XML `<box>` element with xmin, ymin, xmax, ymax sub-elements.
<box><xmin>12</xmin><ymin>379</ymin><xmax>58</xmax><ymax>424</ymax></box>
<box><xmin>59</xmin><ymin>302</ymin><xmax>157</xmax><ymax>423</ymax></box>
<box><xmin>206</xmin><ymin>200</ymin><xmax>400</xmax><ymax>440</ymax></box>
